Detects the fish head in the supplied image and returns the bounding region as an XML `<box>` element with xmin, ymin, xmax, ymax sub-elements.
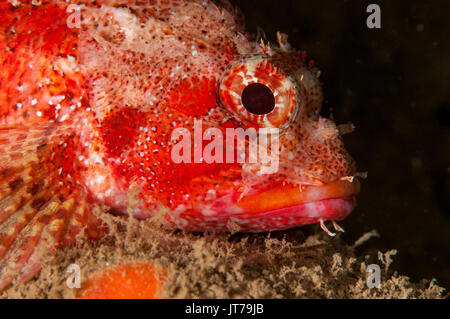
<box><xmin>0</xmin><ymin>0</ymin><xmax>364</xmax><ymax>292</ymax></box>
<box><xmin>76</xmin><ymin>2</ymin><xmax>360</xmax><ymax>232</ymax></box>
<box><xmin>181</xmin><ymin>50</ymin><xmax>360</xmax><ymax>232</ymax></box>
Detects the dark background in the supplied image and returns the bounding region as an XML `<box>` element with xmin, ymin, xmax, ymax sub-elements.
<box><xmin>230</xmin><ymin>0</ymin><xmax>450</xmax><ymax>289</ymax></box>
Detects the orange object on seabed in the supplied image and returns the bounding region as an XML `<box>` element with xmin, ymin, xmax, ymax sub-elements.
<box><xmin>78</xmin><ymin>262</ymin><xmax>165</xmax><ymax>299</ymax></box>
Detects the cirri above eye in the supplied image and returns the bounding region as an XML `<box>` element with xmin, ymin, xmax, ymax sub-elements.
<box><xmin>219</xmin><ymin>56</ymin><xmax>299</xmax><ymax>128</ymax></box>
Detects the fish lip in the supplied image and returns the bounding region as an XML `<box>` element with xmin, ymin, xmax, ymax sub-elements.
<box><xmin>236</xmin><ymin>196</ymin><xmax>357</xmax><ymax>232</ymax></box>
<box><xmin>183</xmin><ymin>196</ymin><xmax>357</xmax><ymax>232</ymax></box>
<box><xmin>244</xmin><ymin>195</ymin><xmax>356</xmax><ymax>220</ymax></box>
<box><xmin>234</xmin><ymin>178</ymin><xmax>360</xmax><ymax>215</ymax></box>
<box><xmin>180</xmin><ymin>179</ymin><xmax>360</xmax><ymax>232</ymax></box>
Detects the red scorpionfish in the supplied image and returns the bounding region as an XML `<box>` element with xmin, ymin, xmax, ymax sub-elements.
<box><xmin>0</xmin><ymin>0</ymin><xmax>362</xmax><ymax>290</ymax></box>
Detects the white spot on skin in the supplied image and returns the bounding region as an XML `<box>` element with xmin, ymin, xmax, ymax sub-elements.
<box><xmin>205</xmin><ymin>189</ymin><xmax>216</xmax><ymax>201</ymax></box>
<box><xmin>201</xmin><ymin>208</ymin><xmax>216</xmax><ymax>216</ymax></box>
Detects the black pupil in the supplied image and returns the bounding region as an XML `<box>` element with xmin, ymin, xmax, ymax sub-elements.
<box><xmin>241</xmin><ymin>83</ymin><xmax>275</xmax><ymax>115</ymax></box>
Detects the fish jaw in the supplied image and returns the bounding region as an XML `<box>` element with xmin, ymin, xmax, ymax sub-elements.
<box><xmin>172</xmin><ymin>179</ymin><xmax>360</xmax><ymax>232</ymax></box>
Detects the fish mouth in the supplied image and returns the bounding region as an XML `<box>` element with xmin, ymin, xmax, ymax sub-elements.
<box><xmin>236</xmin><ymin>179</ymin><xmax>360</xmax><ymax>215</ymax></box>
<box><xmin>231</xmin><ymin>179</ymin><xmax>360</xmax><ymax>232</ymax></box>
<box><xmin>182</xmin><ymin>179</ymin><xmax>360</xmax><ymax>232</ymax></box>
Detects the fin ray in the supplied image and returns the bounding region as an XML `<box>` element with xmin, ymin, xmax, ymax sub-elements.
<box><xmin>0</xmin><ymin>123</ymin><xmax>106</xmax><ymax>291</ymax></box>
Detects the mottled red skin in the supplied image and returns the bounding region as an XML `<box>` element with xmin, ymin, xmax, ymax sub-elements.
<box><xmin>0</xmin><ymin>0</ymin><xmax>359</xmax><ymax>289</ymax></box>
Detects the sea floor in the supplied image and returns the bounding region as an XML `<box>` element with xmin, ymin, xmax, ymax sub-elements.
<box><xmin>1</xmin><ymin>214</ymin><xmax>446</xmax><ymax>299</ymax></box>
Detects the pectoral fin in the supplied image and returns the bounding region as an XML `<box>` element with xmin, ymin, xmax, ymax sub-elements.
<box><xmin>0</xmin><ymin>123</ymin><xmax>106</xmax><ymax>291</ymax></box>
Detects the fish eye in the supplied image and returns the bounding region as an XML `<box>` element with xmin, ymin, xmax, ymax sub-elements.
<box><xmin>219</xmin><ymin>56</ymin><xmax>298</xmax><ymax>128</ymax></box>
<box><xmin>241</xmin><ymin>83</ymin><xmax>275</xmax><ymax>115</ymax></box>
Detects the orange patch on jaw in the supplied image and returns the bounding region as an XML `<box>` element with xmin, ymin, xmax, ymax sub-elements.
<box><xmin>78</xmin><ymin>262</ymin><xmax>165</xmax><ymax>299</ymax></box>
<box><xmin>237</xmin><ymin>179</ymin><xmax>360</xmax><ymax>214</ymax></box>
